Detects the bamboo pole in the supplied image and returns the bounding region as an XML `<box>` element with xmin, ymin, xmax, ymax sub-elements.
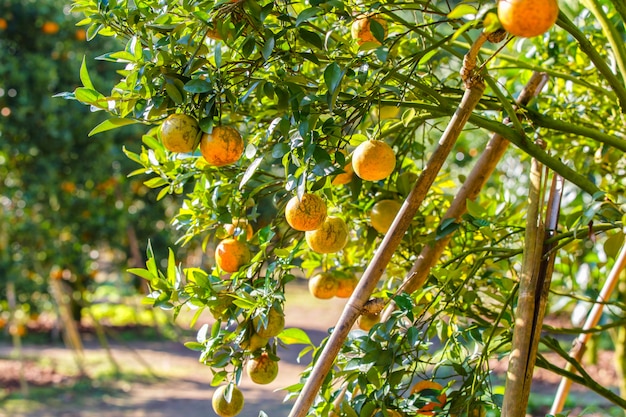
<box><xmin>550</xmin><ymin>241</ymin><xmax>626</xmax><ymax>414</ymax></box>
<box><xmin>502</xmin><ymin>168</ymin><xmax>564</xmax><ymax>417</ymax></box>
<box><xmin>287</xmin><ymin>32</ymin><xmax>491</xmax><ymax>417</ymax></box>
<box><xmin>382</xmin><ymin>72</ymin><xmax>548</xmax><ymax>322</ymax></box>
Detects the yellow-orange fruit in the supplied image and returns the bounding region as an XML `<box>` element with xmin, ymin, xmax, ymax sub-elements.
<box><xmin>160</xmin><ymin>114</ymin><xmax>201</xmax><ymax>153</ymax></box>
<box><xmin>305</xmin><ymin>216</ymin><xmax>349</xmax><ymax>254</ymax></box>
<box><xmin>308</xmin><ymin>272</ymin><xmax>339</xmax><ymax>299</ymax></box>
<box><xmin>224</xmin><ymin>219</ymin><xmax>254</xmax><ymax>241</ymax></box>
<box><xmin>335</xmin><ymin>273</ymin><xmax>359</xmax><ymax>298</ymax></box>
<box><xmin>357</xmin><ymin>312</ymin><xmax>380</xmax><ymax>331</ymax></box>
<box><xmin>212</xmin><ymin>385</ymin><xmax>244</xmax><ymax>417</ymax></box>
<box><xmin>246</xmin><ymin>352</ymin><xmax>279</xmax><ymax>385</ymax></box>
<box><xmin>253</xmin><ymin>307</ymin><xmax>285</xmax><ymax>338</ymax></box>
<box><xmin>285</xmin><ymin>193</ymin><xmax>327</xmax><ymax>231</ymax></box>
<box><xmin>215</xmin><ymin>238</ymin><xmax>251</xmax><ymax>273</ymax></box>
<box><xmin>352</xmin><ymin>140</ymin><xmax>396</xmax><ymax>181</ymax></box>
<box><xmin>497</xmin><ymin>0</ymin><xmax>559</xmax><ymax>38</ymax></box>
<box><xmin>370</xmin><ymin>199</ymin><xmax>402</xmax><ymax>234</ymax></box>
<box><xmin>351</xmin><ymin>15</ymin><xmax>388</xmax><ymax>45</ymax></box>
<box><xmin>332</xmin><ymin>160</ymin><xmax>354</xmax><ymax>185</ymax></box>
<box><xmin>411</xmin><ymin>381</ymin><xmax>447</xmax><ymax>416</ymax></box>
<box><xmin>200</xmin><ymin>125</ymin><xmax>244</xmax><ymax>166</ymax></box>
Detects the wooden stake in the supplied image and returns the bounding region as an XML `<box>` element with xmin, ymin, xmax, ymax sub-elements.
<box><xmin>502</xmin><ymin>168</ymin><xmax>564</xmax><ymax>417</ymax></box>
<box><xmin>287</xmin><ymin>34</ymin><xmax>489</xmax><ymax>417</ymax></box>
<box><xmin>550</xmin><ymin>241</ymin><xmax>626</xmax><ymax>414</ymax></box>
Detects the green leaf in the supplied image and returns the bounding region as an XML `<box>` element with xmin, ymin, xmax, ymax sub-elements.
<box><xmin>167</xmin><ymin>247</ymin><xmax>177</xmax><ymax>286</ymax></box>
<box><xmin>324</xmin><ymin>62</ymin><xmax>343</xmax><ymax>93</ymax></box>
<box><xmin>127</xmin><ymin>268</ymin><xmax>156</xmax><ymax>281</ymax></box>
<box><xmin>261</xmin><ymin>36</ymin><xmax>275</xmax><ymax>61</ymax></box>
<box><xmin>80</xmin><ymin>56</ymin><xmax>95</xmax><ymax>90</ymax></box>
<box><xmin>184</xmin><ymin>79</ymin><xmax>213</xmax><ymax>94</ymax></box>
<box><xmin>447</xmin><ymin>4</ymin><xmax>477</xmax><ymax>19</ymax></box>
<box><xmin>74</xmin><ymin>87</ymin><xmax>105</xmax><ymax>108</ymax></box>
<box><xmin>298</xmin><ymin>28</ymin><xmax>323</xmax><ymax>50</ymax></box>
<box><xmin>184</xmin><ymin>341</ymin><xmax>205</xmax><ymax>351</ymax></box>
<box><xmin>466</xmin><ymin>199</ymin><xmax>486</xmax><ymax>218</ymax></box>
<box><xmin>88</xmin><ymin>117</ymin><xmax>139</xmax><ymax>136</ymax></box>
<box><xmin>277</xmin><ymin>328</ymin><xmax>312</xmax><ymax>345</ymax></box>
<box><xmin>296</xmin><ymin>7</ymin><xmax>321</xmax><ymax>27</ymax></box>
<box><xmin>239</xmin><ymin>156</ymin><xmax>264</xmax><ymax>189</ymax></box>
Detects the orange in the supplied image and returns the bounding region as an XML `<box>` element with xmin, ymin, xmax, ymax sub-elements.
<box><xmin>370</xmin><ymin>199</ymin><xmax>402</xmax><ymax>234</ymax></box>
<box><xmin>75</xmin><ymin>29</ymin><xmax>87</xmax><ymax>41</ymax></box>
<box><xmin>224</xmin><ymin>219</ymin><xmax>254</xmax><ymax>241</ymax></box>
<box><xmin>241</xmin><ymin>331</ymin><xmax>269</xmax><ymax>352</ymax></box>
<box><xmin>9</xmin><ymin>323</ymin><xmax>26</xmax><ymax>337</ymax></box>
<box><xmin>352</xmin><ymin>140</ymin><xmax>396</xmax><ymax>181</ymax></box>
<box><xmin>41</xmin><ymin>21</ymin><xmax>60</xmax><ymax>35</ymax></box>
<box><xmin>246</xmin><ymin>352</ymin><xmax>279</xmax><ymax>384</ymax></box>
<box><xmin>215</xmin><ymin>238</ymin><xmax>251</xmax><ymax>273</ymax></box>
<box><xmin>0</xmin><ymin>18</ymin><xmax>7</xmax><ymax>30</ymax></box>
<box><xmin>212</xmin><ymin>384</ymin><xmax>245</xmax><ymax>417</ymax></box>
<box><xmin>285</xmin><ymin>193</ymin><xmax>327</xmax><ymax>231</ymax></box>
<box><xmin>351</xmin><ymin>14</ymin><xmax>387</xmax><ymax>45</ymax></box>
<box><xmin>497</xmin><ymin>0</ymin><xmax>559</xmax><ymax>38</ymax></box>
<box><xmin>160</xmin><ymin>114</ymin><xmax>201</xmax><ymax>153</ymax></box>
<box><xmin>332</xmin><ymin>159</ymin><xmax>354</xmax><ymax>185</ymax></box>
<box><xmin>335</xmin><ymin>273</ymin><xmax>359</xmax><ymax>298</ymax></box>
<box><xmin>200</xmin><ymin>125</ymin><xmax>244</xmax><ymax>166</ymax></box>
<box><xmin>305</xmin><ymin>216</ymin><xmax>349</xmax><ymax>253</ymax></box>
<box><xmin>308</xmin><ymin>272</ymin><xmax>339</xmax><ymax>299</ymax></box>
<box><xmin>253</xmin><ymin>307</ymin><xmax>285</xmax><ymax>338</ymax></box>
<box><xmin>357</xmin><ymin>311</ymin><xmax>380</xmax><ymax>331</ymax></box>
<box><xmin>410</xmin><ymin>381</ymin><xmax>447</xmax><ymax>416</ymax></box>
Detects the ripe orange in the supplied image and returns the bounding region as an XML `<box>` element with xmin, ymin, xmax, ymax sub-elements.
<box><xmin>335</xmin><ymin>273</ymin><xmax>359</xmax><ymax>298</ymax></box>
<box><xmin>41</xmin><ymin>21</ymin><xmax>60</xmax><ymax>35</ymax></box>
<box><xmin>241</xmin><ymin>331</ymin><xmax>269</xmax><ymax>352</ymax></box>
<box><xmin>351</xmin><ymin>14</ymin><xmax>387</xmax><ymax>45</ymax></box>
<box><xmin>285</xmin><ymin>193</ymin><xmax>327</xmax><ymax>231</ymax></box>
<box><xmin>212</xmin><ymin>384</ymin><xmax>245</xmax><ymax>417</ymax></box>
<box><xmin>352</xmin><ymin>140</ymin><xmax>396</xmax><ymax>181</ymax></box>
<box><xmin>200</xmin><ymin>125</ymin><xmax>244</xmax><ymax>166</ymax></box>
<box><xmin>305</xmin><ymin>216</ymin><xmax>349</xmax><ymax>253</ymax></box>
<box><xmin>75</xmin><ymin>29</ymin><xmax>87</xmax><ymax>41</ymax></box>
<box><xmin>370</xmin><ymin>199</ymin><xmax>402</xmax><ymax>234</ymax></box>
<box><xmin>410</xmin><ymin>381</ymin><xmax>447</xmax><ymax>416</ymax></box>
<box><xmin>160</xmin><ymin>114</ymin><xmax>201</xmax><ymax>153</ymax></box>
<box><xmin>253</xmin><ymin>307</ymin><xmax>285</xmax><ymax>338</ymax></box>
<box><xmin>215</xmin><ymin>238</ymin><xmax>251</xmax><ymax>273</ymax></box>
<box><xmin>497</xmin><ymin>0</ymin><xmax>559</xmax><ymax>38</ymax></box>
<box><xmin>332</xmin><ymin>159</ymin><xmax>354</xmax><ymax>185</ymax></box>
<box><xmin>357</xmin><ymin>311</ymin><xmax>380</xmax><ymax>331</ymax></box>
<box><xmin>308</xmin><ymin>272</ymin><xmax>339</xmax><ymax>299</ymax></box>
<box><xmin>246</xmin><ymin>352</ymin><xmax>279</xmax><ymax>384</ymax></box>
<box><xmin>0</xmin><ymin>18</ymin><xmax>7</xmax><ymax>31</ymax></box>
<box><xmin>224</xmin><ymin>219</ymin><xmax>254</xmax><ymax>241</ymax></box>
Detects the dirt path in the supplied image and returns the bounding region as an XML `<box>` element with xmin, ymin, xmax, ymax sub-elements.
<box><xmin>0</xmin><ymin>288</ymin><xmax>348</xmax><ymax>417</ymax></box>
<box><xmin>0</xmin><ymin>286</ymin><xmax>621</xmax><ymax>417</ymax></box>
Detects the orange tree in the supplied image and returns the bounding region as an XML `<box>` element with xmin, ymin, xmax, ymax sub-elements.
<box><xmin>67</xmin><ymin>0</ymin><xmax>626</xmax><ymax>416</ymax></box>
<box><xmin>0</xmin><ymin>0</ymin><xmax>171</xmax><ymax>325</ymax></box>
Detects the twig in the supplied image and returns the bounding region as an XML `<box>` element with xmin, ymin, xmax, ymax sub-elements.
<box><xmin>550</xmin><ymin>240</ymin><xmax>626</xmax><ymax>414</ymax></box>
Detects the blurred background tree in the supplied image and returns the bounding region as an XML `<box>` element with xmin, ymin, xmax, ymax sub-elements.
<box><xmin>0</xmin><ymin>0</ymin><xmax>173</xmax><ymax>336</ymax></box>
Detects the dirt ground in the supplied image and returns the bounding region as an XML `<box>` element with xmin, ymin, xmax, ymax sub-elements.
<box><xmin>0</xmin><ymin>287</ymin><xmax>622</xmax><ymax>417</ymax></box>
<box><xmin>0</xmin><ymin>289</ymin><xmax>348</xmax><ymax>417</ymax></box>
